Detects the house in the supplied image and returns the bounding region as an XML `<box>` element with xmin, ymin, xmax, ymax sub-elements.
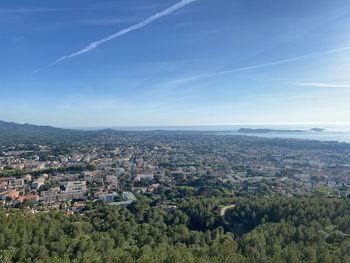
<box><xmin>32</xmin><ymin>174</ymin><xmax>48</xmax><ymax>189</ymax></box>
<box><xmin>72</xmin><ymin>202</ymin><xmax>86</xmax><ymax>212</ymax></box>
<box><xmin>60</xmin><ymin>181</ymin><xmax>87</xmax><ymax>193</ymax></box>
<box><xmin>106</xmin><ymin>176</ymin><xmax>119</xmax><ymax>186</ymax></box>
<box><xmin>123</xmin><ymin>191</ymin><xmax>136</xmax><ymax>202</ymax></box>
<box><xmin>132</xmin><ymin>187</ymin><xmax>148</xmax><ymax>193</ymax></box>
<box><xmin>134</xmin><ymin>174</ymin><xmax>154</xmax><ymax>182</ymax></box>
<box><xmin>8</xmin><ymin>178</ymin><xmax>25</xmax><ymax>188</ymax></box>
<box><xmin>0</xmin><ymin>177</ymin><xmax>15</xmax><ymax>184</ymax></box>
<box><xmin>15</xmin><ymin>194</ymin><xmax>39</xmax><ymax>204</ymax></box>
<box><xmin>32</xmin><ymin>178</ymin><xmax>45</xmax><ymax>189</ymax></box>
<box><xmin>40</xmin><ymin>191</ymin><xmax>86</xmax><ymax>203</ymax></box>
<box><xmin>111</xmin><ymin>192</ymin><xmax>136</xmax><ymax>206</ymax></box>
<box><xmin>0</xmin><ymin>182</ymin><xmax>7</xmax><ymax>190</ymax></box>
<box><xmin>0</xmin><ymin>190</ymin><xmax>19</xmax><ymax>201</ymax></box>
<box><xmin>98</xmin><ymin>192</ymin><xmax>118</xmax><ymax>203</ymax></box>
<box><xmin>24</xmin><ymin>174</ymin><xmax>32</xmax><ymax>182</ymax></box>
<box><xmin>148</xmin><ymin>183</ymin><xmax>160</xmax><ymax>192</ymax></box>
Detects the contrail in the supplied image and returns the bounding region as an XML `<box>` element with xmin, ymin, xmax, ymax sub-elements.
<box><xmin>33</xmin><ymin>0</ymin><xmax>198</xmax><ymax>74</ymax></box>
<box><xmin>164</xmin><ymin>45</ymin><xmax>350</xmax><ymax>86</ymax></box>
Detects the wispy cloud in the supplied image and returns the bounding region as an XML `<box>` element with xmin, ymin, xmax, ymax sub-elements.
<box><xmin>294</xmin><ymin>82</ymin><xmax>350</xmax><ymax>88</ymax></box>
<box><xmin>76</xmin><ymin>17</ymin><xmax>139</xmax><ymax>26</ymax></box>
<box><xmin>0</xmin><ymin>8</ymin><xmax>83</xmax><ymax>13</ymax></box>
<box><xmin>0</xmin><ymin>2</ymin><xmax>138</xmax><ymax>13</ymax></box>
<box><xmin>162</xmin><ymin>45</ymin><xmax>350</xmax><ymax>87</ymax></box>
<box><xmin>33</xmin><ymin>0</ymin><xmax>198</xmax><ymax>74</ymax></box>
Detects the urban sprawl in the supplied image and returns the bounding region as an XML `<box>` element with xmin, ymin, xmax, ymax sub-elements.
<box><xmin>1</xmin><ymin>132</ymin><xmax>350</xmax><ymax>213</ymax></box>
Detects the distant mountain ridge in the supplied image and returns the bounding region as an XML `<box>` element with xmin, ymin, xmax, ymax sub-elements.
<box><xmin>0</xmin><ymin>120</ymin><xmax>116</xmax><ymax>143</ymax></box>
<box><xmin>0</xmin><ymin>120</ymin><xmax>80</xmax><ymax>135</ymax></box>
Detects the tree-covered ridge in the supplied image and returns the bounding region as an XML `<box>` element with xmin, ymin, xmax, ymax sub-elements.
<box><xmin>227</xmin><ymin>197</ymin><xmax>350</xmax><ymax>263</ymax></box>
<box><xmin>1</xmin><ymin>197</ymin><xmax>349</xmax><ymax>263</ymax></box>
<box><xmin>0</xmin><ymin>201</ymin><xmax>242</xmax><ymax>263</ymax></box>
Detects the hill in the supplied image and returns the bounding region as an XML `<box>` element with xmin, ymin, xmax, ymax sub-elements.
<box><xmin>0</xmin><ymin>120</ymin><xmax>75</xmax><ymax>135</ymax></box>
<box><xmin>0</xmin><ymin>120</ymin><xmax>102</xmax><ymax>144</ymax></box>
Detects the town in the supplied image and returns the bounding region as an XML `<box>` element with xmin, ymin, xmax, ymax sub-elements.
<box><xmin>1</xmin><ymin>131</ymin><xmax>350</xmax><ymax>213</ymax></box>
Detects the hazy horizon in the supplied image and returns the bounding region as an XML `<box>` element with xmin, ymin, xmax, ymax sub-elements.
<box><xmin>2</xmin><ymin>119</ymin><xmax>350</xmax><ymax>129</ymax></box>
<box><xmin>4</xmin><ymin>118</ymin><xmax>350</xmax><ymax>143</ymax></box>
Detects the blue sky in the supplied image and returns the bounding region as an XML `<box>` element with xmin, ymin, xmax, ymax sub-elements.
<box><xmin>1</xmin><ymin>0</ymin><xmax>350</xmax><ymax>127</ymax></box>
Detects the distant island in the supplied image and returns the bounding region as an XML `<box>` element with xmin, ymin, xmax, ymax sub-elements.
<box><xmin>238</xmin><ymin>128</ymin><xmax>327</xmax><ymax>134</ymax></box>
<box><xmin>238</xmin><ymin>128</ymin><xmax>305</xmax><ymax>133</ymax></box>
<box><xmin>310</xmin><ymin>128</ymin><xmax>326</xmax><ymax>132</ymax></box>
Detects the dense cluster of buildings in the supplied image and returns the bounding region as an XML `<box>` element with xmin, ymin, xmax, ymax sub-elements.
<box><xmin>1</xmin><ymin>134</ymin><xmax>350</xmax><ymax>211</ymax></box>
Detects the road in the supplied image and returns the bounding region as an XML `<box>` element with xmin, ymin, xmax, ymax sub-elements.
<box><xmin>220</xmin><ymin>204</ymin><xmax>236</xmax><ymax>234</ymax></box>
<box><xmin>220</xmin><ymin>204</ymin><xmax>236</xmax><ymax>217</ymax></box>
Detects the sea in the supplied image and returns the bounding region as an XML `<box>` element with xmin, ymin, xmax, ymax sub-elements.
<box><xmin>80</xmin><ymin>124</ymin><xmax>350</xmax><ymax>143</ymax></box>
<box><xmin>213</xmin><ymin>124</ymin><xmax>350</xmax><ymax>143</ymax></box>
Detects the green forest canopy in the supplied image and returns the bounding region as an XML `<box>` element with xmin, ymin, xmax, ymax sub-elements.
<box><xmin>0</xmin><ymin>196</ymin><xmax>349</xmax><ymax>263</ymax></box>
